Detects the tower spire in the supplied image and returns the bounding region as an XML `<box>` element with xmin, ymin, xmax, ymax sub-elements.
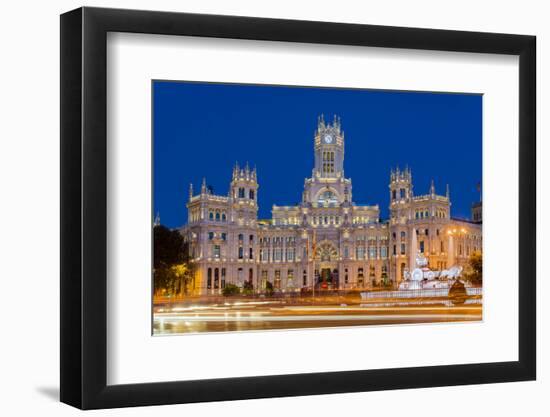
<box><xmin>446</xmin><ymin>183</ymin><xmax>450</xmax><ymax>200</ymax></box>
<box><xmin>189</xmin><ymin>182</ymin><xmax>193</xmax><ymax>200</ymax></box>
<box><xmin>201</xmin><ymin>177</ymin><xmax>207</xmax><ymax>194</ymax></box>
<box><xmin>430</xmin><ymin>179</ymin><xmax>435</xmax><ymax>196</ymax></box>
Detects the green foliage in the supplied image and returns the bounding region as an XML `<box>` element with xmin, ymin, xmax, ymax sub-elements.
<box><xmin>242</xmin><ymin>281</ymin><xmax>254</xmax><ymax>295</ymax></box>
<box><xmin>464</xmin><ymin>251</ymin><xmax>483</xmax><ymax>285</ymax></box>
<box><xmin>265</xmin><ymin>281</ymin><xmax>274</xmax><ymax>296</ymax></box>
<box><xmin>153</xmin><ymin>224</ymin><xmax>195</xmax><ymax>296</ymax></box>
<box><xmin>153</xmin><ymin>225</ymin><xmax>186</xmax><ymax>269</ymax></box>
<box><xmin>222</xmin><ymin>283</ymin><xmax>241</xmax><ymax>296</ymax></box>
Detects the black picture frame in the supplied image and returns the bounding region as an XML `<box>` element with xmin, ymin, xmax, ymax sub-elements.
<box><xmin>60</xmin><ymin>6</ymin><xmax>536</xmax><ymax>410</ymax></box>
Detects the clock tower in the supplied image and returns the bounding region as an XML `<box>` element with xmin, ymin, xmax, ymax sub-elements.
<box><xmin>313</xmin><ymin>114</ymin><xmax>345</xmax><ymax>179</ymax></box>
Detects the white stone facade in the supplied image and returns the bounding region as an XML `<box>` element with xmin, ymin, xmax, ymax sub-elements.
<box><xmin>181</xmin><ymin>115</ymin><xmax>482</xmax><ymax>295</ymax></box>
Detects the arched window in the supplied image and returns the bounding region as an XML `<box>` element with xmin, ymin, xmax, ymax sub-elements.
<box><xmin>209</xmin><ymin>211</ymin><xmax>214</xmax><ymax>220</ymax></box>
<box><xmin>215</xmin><ymin>211</ymin><xmax>220</xmax><ymax>221</ymax></box>
<box><xmin>249</xmin><ymin>189</ymin><xmax>255</xmax><ymax>200</ymax></box>
<box><xmin>221</xmin><ymin>212</ymin><xmax>226</xmax><ymax>221</ymax></box>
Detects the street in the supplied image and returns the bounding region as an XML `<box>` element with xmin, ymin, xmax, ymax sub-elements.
<box><xmin>153</xmin><ymin>296</ymin><xmax>482</xmax><ymax>334</ymax></box>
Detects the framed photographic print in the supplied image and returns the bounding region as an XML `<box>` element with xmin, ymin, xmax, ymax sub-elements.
<box><xmin>60</xmin><ymin>6</ymin><xmax>536</xmax><ymax>410</ymax></box>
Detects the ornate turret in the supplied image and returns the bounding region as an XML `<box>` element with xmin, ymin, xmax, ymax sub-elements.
<box><xmin>313</xmin><ymin>114</ymin><xmax>345</xmax><ymax>179</ymax></box>
<box><xmin>230</xmin><ymin>162</ymin><xmax>259</xmax><ymax>205</ymax></box>
<box><xmin>389</xmin><ymin>166</ymin><xmax>413</xmax><ymax>204</ymax></box>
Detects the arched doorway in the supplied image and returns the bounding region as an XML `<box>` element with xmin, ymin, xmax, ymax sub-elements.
<box><xmin>314</xmin><ymin>241</ymin><xmax>339</xmax><ymax>289</ymax></box>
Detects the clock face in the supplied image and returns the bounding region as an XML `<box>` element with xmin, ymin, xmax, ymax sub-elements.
<box><xmin>324</xmin><ymin>134</ymin><xmax>333</xmax><ymax>144</ymax></box>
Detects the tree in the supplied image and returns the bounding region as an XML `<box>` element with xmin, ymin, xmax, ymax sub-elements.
<box><xmin>265</xmin><ymin>281</ymin><xmax>274</xmax><ymax>296</ymax></box>
<box><xmin>169</xmin><ymin>263</ymin><xmax>196</xmax><ymax>296</ymax></box>
<box><xmin>222</xmin><ymin>283</ymin><xmax>240</xmax><ymax>296</ymax></box>
<box><xmin>153</xmin><ymin>225</ymin><xmax>194</xmax><ymax>296</ymax></box>
<box><xmin>242</xmin><ymin>280</ymin><xmax>254</xmax><ymax>295</ymax></box>
<box><xmin>153</xmin><ymin>225</ymin><xmax>185</xmax><ymax>270</ymax></box>
<box><xmin>464</xmin><ymin>251</ymin><xmax>482</xmax><ymax>285</ymax></box>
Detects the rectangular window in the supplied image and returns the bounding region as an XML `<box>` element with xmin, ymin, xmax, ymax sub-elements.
<box><xmin>213</xmin><ymin>245</ymin><xmax>220</xmax><ymax>258</ymax></box>
<box><xmin>249</xmin><ymin>247</ymin><xmax>253</xmax><ymax>259</ymax></box>
<box><xmin>400</xmin><ymin>243</ymin><xmax>406</xmax><ymax>255</ymax></box>
<box><xmin>286</xmin><ymin>248</ymin><xmax>295</xmax><ymax>261</ymax></box>
<box><xmin>207</xmin><ymin>268</ymin><xmax>212</xmax><ymax>289</ymax></box>
<box><xmin>274</xmin><ymin>270</ymin><xmax>281</xmax><ymax>289</ymax></box>
<box><xmin>208</xmin><ymin>231</ymin><xmax>214</xmax><ymax>240</ymax></box>
<box><xmin>221</xmin><ymin>232</ymin><xmax>226</xmax><ymax>241</ymax></box>
<box><xmin>238</xmin><ymin>247</ymin><xmax>243</xmax><ymax>259</ymax></box>
<box><xmin>344</xmin><ymin>246</ymin><xmax>349</xmax><ymax>258</ymax></box>
<box><xmin>369</xmin><ymin>246</ymin><xmax>377</xmax><ymax>259</ymax></box>
<box><xmin>419</xmin><ymin>241</ymin><xmax>425</xmax><ymax>253</ymax></box>
<box><xmin>221</xmin><ymin>268</ymin><xmax>226</xmax><ymax>288</ymax></box>
<box><xmin>381</xmin><ymin>246</ymin><xmax>388</xmax><ymax>259</ymax></box>
<box><xmin>393</xmin><ymin>245</ymin><xmax>397</xmax><ymax>256</ymax></box>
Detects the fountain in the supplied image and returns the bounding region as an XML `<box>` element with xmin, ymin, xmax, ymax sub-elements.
<box><xmin>398</xmin><ymin>251</ymin><xmax>463</xmax><ymax>291</ymax></box>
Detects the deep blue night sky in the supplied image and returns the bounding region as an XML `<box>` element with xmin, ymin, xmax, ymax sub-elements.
<box><xmin>153</xmin><ymin>81</ymin><xmax>482</xmax><ymax>228</ymax></box>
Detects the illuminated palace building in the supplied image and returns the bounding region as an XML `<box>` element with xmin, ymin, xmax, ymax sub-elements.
<box><xmin>182</xmin><ymin>116</ymin><xmax>482</xmax><ymax>294</ymax></box>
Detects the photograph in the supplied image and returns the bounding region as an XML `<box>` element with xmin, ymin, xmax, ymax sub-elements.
<box><xmin>152</xmin><ymin>81</ymin><xmax>483</xmax><ymax>335</ymax></box>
